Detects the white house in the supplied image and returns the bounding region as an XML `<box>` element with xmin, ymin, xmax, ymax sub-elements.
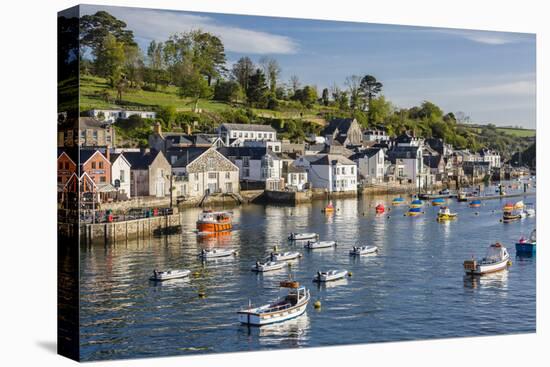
<box><xmin>284</xmin><ymin>163</ymin><xmax>308</xmax><ymax>191</ymax></box>
<box><xmin>386</xmin><ymin>146</ymin><xmax>426</xmax><ymax>187</ymax></box>
<box><xmin>88</xmin><ymin>109</ymin><xmax>156</xmax><ymax>123</ymax></box>
<box><xmin>295</xmin><ymin>154</ymin><xmax>357</xmax><ymax>192</ymax></box>
<box><xmin>110</xmin><ymin>153</ymin><xmax>132</xmax><ymax>198</ymax></box>
<box><xmin>350</xmin><ymin>148</ymin><xmax>385</xmax><ymax>183</ymax></box>
<box><xmin>242</xmin><ymin>139</ymin><xmax>282</xmax><ymax>153</ymax></box>
<box><xmin>218</xmin><ymin>123</ymin><xmax>277</xmax><ymax>146</ymax></box>
<box><xmin>218</xmin><ymin>147</ymin><xmax>283</xmax><ymax>190</ymax></box>
<box><xmin>363</xmin><ymin>129</ymin><xmax>389</xmax><ymax>143</ymax></box>
<box><xmin>479</xmin><ymin>148</ymin><xmax>501</xmax><ymax>169</ymax></box>
<box><xmin>395</xmin><ymin>131</ymin><xmax>423</xmax><ymax>147</ymax></box>
<box><xmin>170</xmin><ymin>147</ymin><xmax>239</xmax><ymax>198</ymax></box>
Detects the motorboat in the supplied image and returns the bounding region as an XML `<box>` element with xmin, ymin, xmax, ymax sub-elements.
<box><xmin>198</xmin><ymin>248</ymin><xmax>237</xmax><ymax>259</ymax></box>
<box><xmin>457</xmin><ymin>192</ymin><xmax>468</xmax><ymax>202</ymax></box>
<box><xmin>437</xmin><ymin>206</ymin><xmax>457</xmax><ymax>221</ymax></box>
<box><xmin>196</xmin><ymin>210</ymin><xmax>232</xmax><ymax>233</ymax></box>
<box><xmin>514</xmin><ymin>200</ymin><xmax>524</xmax><ymax>210</ymax></box>
<box><xmin>288</xmin><ymin>232</ymin><xmax>319</xmax><ymax>241</ymax></box>
<box><xmin>304</xmin><ymin>240</ymin><xmax>337</xmax><ymax>249</ymax></box>
<box><xmin>410</xmin><ymin>199</ymin><xmax>424</xmax><ymax>208</ymax></box>
<box><xmin>251</xmin><ymin>261</ymin><xmax>286</xmax><ymax>272</ymax></box>
<box><xmin>313</xmin><ymin>269</ymin><xmax>349</xmax><ymax>282</ymax></box>
<box><xmin>237</xmin><ymin>280</ymin><xmax>310</xmax><ymax>326</ymax></box>
<box><xmin>503</xmin><ymin>210</ymin><xmax>525</xmax><ymax>222</ymax></box>
<box><xmin>469</xmin><ymin>199</ymin><xmax>482</xmax><ymax>208</ymax></box>
<box><xmin>349</xmin><ymin>245</ymin><xmax>378</xmax><ymax>256</ymax></box>
<box><xmin>523</xmin><ymin>204</ymin><xmax>536</xmax><ymax>217</ymax></box>
<box><xmin>375</xmin><ymin>203</ymin><xmax>385</xmax><ymax>213</ymax></box>
<box><xmin>463</xmin><ymin>243</ymin><xmax>510</xmax><ymax>275</ymax></box>
<box><xmin>515</xmin><ymin>229</ymin><xmax>536</xmax><ymax>254</ymax></box>
<box><xmin>149</xmin><ymin>269</ymin><xmax>191</xmax><ymax>281</ymax></box>
<box><xmin>271</xmin><ymin>251</ymin><xmax>302</xmax><ymax>261</ymax></box>
<box><xmin>439</xmin><ymin>188</ymin><xmax>450</xmax><ymax>195</ymax></box>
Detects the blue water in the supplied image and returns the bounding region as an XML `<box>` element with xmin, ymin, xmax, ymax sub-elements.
<box><xmin>79</xmin><ymin>183</ymin><xmax>536</xmax><ymax>361</ymax></box>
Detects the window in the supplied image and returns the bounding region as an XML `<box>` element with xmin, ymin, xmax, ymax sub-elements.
<box><xmin>58</xmin><ymin>162</ymin><xmax>63</xmax><ymax>170</ymax></box>
<box><xmin>208</xmin><ymin>172</ymin><xmax>217</xmax><ymax>179</ymax></box>
<box><xmin>57</xmin><ymin>176</ymin><xmax>62</xmax><ymax>183</ymax></box>
<box><xmin>342</xmin><ymin>167</ymin><xmax>346</xmax><ymax>175</ymax></box>
<box><xmin>120</xmin><ymin>170</ymin><xmax>125</xmax><ymax>182</ymax></box>
<box><xmin>207</xmin><ymin>158</ymin><xmax>214</xmax><ymax>170</ymax></box>
<box><xmin>98</xmin><ymin>162</ymin><xmax>103</xmax><ymax>169</ymax></box>
<box><xmin>91</xmin><ymin>162</ymin><xmax>96</xmax><ymax>169</ymax></box>
<box><xmin>194</xmin><ymin>173</ymin><xmax>199</xmax><ymax>181</ymax></box>
<box><xmin>225</xmin><ymin>172</ymin><xmax>230</xmax><ymax>179</ymax></box>
<box><xmin>244</xmin><ymin>168</ymin><xmax>250</xmax><ymax>177</ymax></box>
<box><xmin>65</xmin><ymin>162</ymin><xmax>69</xmax><ymax>170</ymax></box>
<box><xmin>239</xmin><ymin>132</ymin><xmax>243</xmax><ymax>138</ymax></box>
<box><xmin>93</xmin><ymin>130</ymin><xmax>98</xmax><ymax>140</ymax></box>
<box><xmin>100</xmin><ymin>176</ymin><xmax>106</xmax><ymax>183</ymax></box>
<box><xmin>243</xmin><ymin>157</ymin><xmax>250</xmax><ymax>167</ymax></box>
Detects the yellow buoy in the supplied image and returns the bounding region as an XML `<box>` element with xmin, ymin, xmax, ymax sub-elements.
<box><xmin>507</xmin><ymin>260</ymin><xmax>513</xmax><ymax>266</ymax></box>
<box><xmin>347</xmin><ymin>271</ymin><xmax>353</xmax><ymax>277</ymax></box>
<box><xmin>314</xmin><ymin>300</ymin><xmax>321</xmax><ymax>309</ymax></box>
<box><xmin>192</xmin><ymin>271</ymin><xmax>200</xmax><ymax>277</ymax></box>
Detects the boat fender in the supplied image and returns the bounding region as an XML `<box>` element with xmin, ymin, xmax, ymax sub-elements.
<box><xmin>347</xmin><ymin>271</ymin><xmax>353</xmax><ymax>277</ymax></box>
<box><xmin>314</xmin><ymin>300</ymin><xmax>322</xmax><ymax>309</ymax></box>
<box><xmin>507</xmin><ymin>260</ymin><xmax>513</xmax><ymax>266</ymax></box>
<box><xmin>192</xmin><ymin>271</ymin><xmax>200</xmax><ymax>277</ymax></box>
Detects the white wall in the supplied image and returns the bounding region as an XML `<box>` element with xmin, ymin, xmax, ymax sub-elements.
<box><xmin>111</xmin><ymin>158</ymin><xmax>131</xmax><ymax>198</ymax></box>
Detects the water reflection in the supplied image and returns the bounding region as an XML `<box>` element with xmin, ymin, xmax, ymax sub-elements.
<box><xmin>463</xmin><ymin>270</ymin><xmax>509</xmax><ymax>290</ymax></box>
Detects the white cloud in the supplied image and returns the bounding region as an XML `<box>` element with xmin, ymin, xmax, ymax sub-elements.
<box><xmin>432</xmin><ymin>29</ymin><xmax>534</xmax><ymax>45</ymax></box>
<box><xmin>82</xmin><ymin>5</ymin><xmax>298</xmax><ymax>55</ymax></box>
<box><xmin>465</xmin><ymin>80</ymin><xmax>536</xmax><ymax>96</ymax></box>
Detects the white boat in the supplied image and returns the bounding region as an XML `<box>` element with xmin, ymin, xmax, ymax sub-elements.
<box><xmin>149</xmin><ymin>269</ymin><xmax>191</xmax><ymax>281</ymax></box>
<box><xmin>349</xmin><ymin>245</ymin><xmax>378</xmax><ymax>256</ymax></box>
<box><xmin>304</xmin><ymin>240</ymin><xmax>337</xmax><ymax>249</ymax></box>
<box><xmin>313</xmin><ymin>269</ymin><xmax>348</xmax><ymax>282</ymax></box>
<box><xmin>238</xmin><ymin>281</ymin><xmax>310</xmax><ymax>326</ymax></box>
<box><xmin>463</xmin><ymin>243</ymin><xmax>510</xmax><ymax>275</ymax></box>
<box><xmin>271</xmin><ymin>251</ymin><xmax>302</xmax><ymax>261</ymax></box>
<box><xmin>198</xmin><ymin>248</ymin><xmax>237</xmax><ymax>259</ymax></box>
<box><xmin>251</xmin><ymin>261</ymin><xmax>286</xmax><ymax>272</ymax></box>
<box><xmin>288</xmin><ymin>232</ymin><xmax>319</xmax><ymax>241</ymax></box>
<box><xmin>524</xmin><ymin>205</ymin><xmax>536</xmax><ymax>217</ymax></box>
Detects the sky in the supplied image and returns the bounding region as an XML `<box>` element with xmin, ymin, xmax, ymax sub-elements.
<box><xmin>82</xmin><ymin>5</ymin><xmax>536</xmax><ymax>129</ymax></box>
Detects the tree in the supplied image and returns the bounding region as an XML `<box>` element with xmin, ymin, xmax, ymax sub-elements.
<box><xmin>321</xmin><ymin>88</ymin><xmax>330</xmax><ymax>106</ymax></box>
<box><xmin>231</xmin><ymin>57</ymin><xmax>255</xmax><ymax>94</ymax></box>
<box><xmin>289</xmin><ymin>75</ymin><xmax>301</xmax><ymax>94</ymax></box>
<box><xmin>94</xmin><ymin>34</ymin><xmax>125</xmax><ymax>87</ymax></box>
<box><xmin>368</xmin><ymin>96</ymin><xmax>393</xmax><ymax>124</ymax></box>
<box><xmin>359</xmin><ymin>75</ymin><xmax>383</xmax><ymax>123</ymax></box>
<box><xmin>246</xmin><ymin>69</ymin><xmax>269</xmax><ymax>107</ymax></box>
<box><xmin>416</xmin><ymin>101</ymin><xmax>443</xmax><ymax>122</ymax></box>
<box><xmin>80</xmin><ymin>11</ymin><xmax>136</xmax><ymax>59</ymax></box>
<box><xmin>330</xmin><ymin>85</ymin><xmax>349</xmax><ymax>110</ymax></box>
<box><xmin>214</xmin><ymin>80</ymin><xmax>244</xmax><ymax>104</ymax></box>
<box><xmin>147</xmin><ymin>40</ymin><xmax>164</xmax><ymax>70</ymax></box>
<box><xmin>300</xmin><ymin>86</ymin><xmax>318</xmax><ymax>108</ymax></box>
<box><xmin>259</xmin><ymin>56</ymin><xmax>281</xmax><ymax>92</ymax></box>
<box><xmin>176</xmin><ymin>61</ymin><xmax>212</xmax><ymax>112</ymax></box>
<box><xmin>345</xmin><ymin>75</ymin><xmax>362</xmax><ymax>111</ymax></box>
<box><xmin>123</xmin><ymin>45</ymin><xmax>143</xmax><ymax>88</ymax></box>
<box><xmin>158</xmin><ymin>105</ymin><xmax>177</xmax><ymax>128</ymax></box>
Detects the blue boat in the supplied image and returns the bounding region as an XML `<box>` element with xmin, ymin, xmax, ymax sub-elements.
<box><xmin>410</xmin><ymin>199</ymin><xmax>424</xmax><ymax>208</ymax></box>
<box><xmin>469</xmin><ymin>199</ymin><xmax>482</xmax><ymax>208</ymax></box>
<box><xmin>406</xmin><ymin>207</ymin><xmax>423</xmax><ymax>216</ymax></box>
<box><xmin>515</xmin><ymin>229</ymin><xmax>536</xmax><ymax>254</ymax></box>
<box><xmin>432</xmin><ymin>198</ymin><xmax>446</xmax><ymax>206</ymax></box>
<box><xmin>392</xmin><ymin>197</ymin><xmax>406</xmax><ymax>205</ymax></box>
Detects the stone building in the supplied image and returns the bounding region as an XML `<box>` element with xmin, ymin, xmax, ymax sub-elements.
<box><xmin>322</xmin><ymin>118</ymin><xmax>363</xmax><ymax>146</ymax></box>
<box><xmin>57</xmin><ymin>117</ymin><xmax>115</xmax><ymax>148</ymax></box>
<box><xmin>123</xmin><ymin>149</ymin><xmax>172</xmax><ymax>197</ymax></box>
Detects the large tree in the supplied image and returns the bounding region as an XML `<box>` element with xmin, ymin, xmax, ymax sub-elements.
<box><xmin>345</xmin><ymin>75</ymin><xmax>362</xmax><ymax>111</ymax></box>
<box><xmin>94</xmin><ymin>34</ymin><xmax>125</xmax><ymax>88</ymax></box>
<box><xmin>259</xmin><ymin>56</ymin><xmax>281</xmax><ymax>93</ymax></box>
<box><xmin>359</xmin><ymin>75</ymin><xmax>383</xmax><ymax>123</ymax></box>
<box><xmin>246</xmin><ymin>69</ymin><xmax>269</xmax><ymax>107</ymax></box>
<box><xmin>80</xmin><ymin>11</ymin><xmax>136</xmax><ymax>59</ymax></box>
<box><xmin>176</xmin><ymin>61</ymin><xmax>212</xmax><ymax>112</ymax></box>
<box><xmin>231</xmin><ymin>57</ymin><xmax>255</xmax><ymax>94</ymax></box>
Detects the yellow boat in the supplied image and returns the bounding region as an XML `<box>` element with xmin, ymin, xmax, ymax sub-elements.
<box><xmin>437</xmin><ymin>206</ymin><xmax>457</xmax><ymax>221</ymax></box>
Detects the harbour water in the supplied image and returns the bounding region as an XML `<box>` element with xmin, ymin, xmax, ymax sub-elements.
<box><xmin>79</xmin><ymin>183</ymin><xmax>536</xmax><ymax>361</ymax></box>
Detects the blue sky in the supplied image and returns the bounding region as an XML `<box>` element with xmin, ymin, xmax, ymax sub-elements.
<box><xmin>82</xmin><ymin>5</ymin><xmax>536</xmax><ymax>129</ymax></box>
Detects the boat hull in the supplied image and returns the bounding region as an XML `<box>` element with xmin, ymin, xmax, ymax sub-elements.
<box><xmin>515</xmin><ymin>242</ymin><xmax>536</xmax><ymax>254</ymax></box>
<box><xmin>197</xmin><ymin>222</ymin><xmax>232</xmax><ymax>233</ymax></box>
<box><xmin>149</xmin><ymin>270</ymin><xmax>190</xmax><ymax>281</ymax></box>
<box><xmin>465</xmin><ymin>258</ymin><xmax>509</xmax><ymax>276</ymax></box>
<box><xmin>238</xmin><ymin>295</ymin><xmax>310</xmax><ymax>326</ymax></box>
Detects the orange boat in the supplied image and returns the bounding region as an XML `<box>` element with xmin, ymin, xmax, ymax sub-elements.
<box><xmin>196</xmin><ymin>210</ymin><xmax>232</xmax><ymax>233</ymax></box>
<box><xmin>323</xmin><ymin>201</ymin><xmax>335</xmax><ymax>213</ymax></box>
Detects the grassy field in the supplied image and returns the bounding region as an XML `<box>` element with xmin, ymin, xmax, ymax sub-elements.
<box><xmin>79</xmin><ymin>74</ymin><xmax>330</xmax><ymax>126</ymax></box>
<box><xmin>460</xmin><ymin>124</ymin><xmax>536</xmax><ymax>138</ymax></box>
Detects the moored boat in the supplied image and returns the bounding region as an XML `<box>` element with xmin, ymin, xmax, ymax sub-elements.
<box><xmin>375</xmin><ymin>203</ymin><xmax>385</xmax><ymax>213</ymax></box>
<box><xmin>149</xmin><ymin>269</ymin><xmax>191</xmax><ymax>281</ymax></box>
<box><xmin>406</xmin><ymin>207</ymin><xmax>423</xmax><ymax>216</ymax></box>
<box><xmin>432</xmin><ymin>198</ymin><xmax>446</xmax><ymax>206</ymax></box>
<box><xmin>349</xmin><ymin>245</ymin><xmax>378</xmax><ymax>256</ymax></box>
<box><xmin>322</xmin><ymin>201</ymin><xmax>335</xmax><ymax>212</ymax></box>
<box><xmin>463</xmin><ymin>242</ymin><xmax>510</xmax><ymax>275</ymax></box>
<box><xmin>469</xmin><ymin>199</ymin><xmax>482</xmax><ymax>208</ymax></box>
<box><xmin>237</xmin><ymin>280</ymin><xmax>310</xmax><ymax>326</ymax></box>
<box><xmin>503</xmin><ymin>209</ymin><xmax>525</xmax><ymax>222</ymax></box>
<box><xmin>392</xmin><ymin>197</ymin><xmax>406</xmax><ymax>206</ymax></box>
<box><xmin>196</xmin><ymin>210</ymin><xmax>232</xmax><ymax>233</ymax></box>
<box><xmin>523</xmin><ymin>204</ymin><xmax>536</xmax><ymax>217</ymax></box>
<box><xmin>198</xmin><ymin>248</ymin><xmax>237</xmax><ymax>259</ymax></box>
<box><xmin>410</xmin><ymin>199</ymin><xmax>424</xmax><ymax>208</ymax></box>
<box><xmin>271</xmin><ymin>251</ymin><xmax>302</xmax><ymax>261</ymax></box>
<box><xmin>288</xmin><ymin>232</ymin><xmax>319</xmax><ymax>241</ymax></box>
<box><xmin>251</xmin><ymin>261</ymin><xmax>286</xmax><ymax>272</ymax></box>
<box><xmin>304</xmin><ymin>240</ymin><xmax>337</xmax><ymax>249</ymax></box>
<box><xmin>437</xmin><ymin>206</ymin><xmax>457</xmax><ymax>221</ymax></box>
<box><xmin>515</xmin><ymin>229</ymin><xmax>536</xmax><ymax>254</ymax></box>
<box><xmin>457</xmin><ymin>192</ymin><xmax>468</xmax><ymax>202</ymax></box>
<box><xmin>313</xmin><ymin>269</ymin><xmax>349</xmax><ymax>282</ymax></box>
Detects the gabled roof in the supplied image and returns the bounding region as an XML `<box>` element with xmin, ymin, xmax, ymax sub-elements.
<box><xmin>349</xmin><ymin>148</ymin><xmax>383</xmax><ymax>161</ymax></box>
<box><xmin>423</xmin><ymin>154</ymin><xmax>443</xmax><ymax>169</ymax></box>
<box><xmin>218</xmin><ymin>146</ymin><xmax>274</xmax><ymax>160</ymax></box>
<box><xmin>123</xmin><ymin>150</ymin><xmax>164</xmax><ymax>170</ymax></box>
<box><xmin>57</xmin><ymin>149</ymin><xmax>77</xmax><ymax>165</ymax></box>
<box><xmin>386</xmin><ymin>146</ymin><xmax>421</xmax><ymax>161</ymax></box>
<box><xmin>286</xmin><ymin>163</ymin><xmax>307</xmax><ymax>173</ymax></box>
<box><xmin>322</xmin><ymin>118</ymin><xmax>356</xmax><ymax>136</ymax></box>
<box><xmin>310</xmin><ymin>154</ymin><xmax>356</xmax><ymax>166</ymax></box>
<box><xmin>79</xmin><ymin>149</ymin><xmax>108</xmax><ymax>166</ymax></box>
<box><xmin>110</xmin><ymin>152</ymin><xmax>131</xmax><ymax>167</ymax></box>
<box><xmin>169</xmin><ymin>147</ymin><xmax>210</xmax><ymax>168</ymax></box>
<box><xmin>221</xmin><ymin>123</ymin><xmax>276</xmax><ymax>132</ymax></box>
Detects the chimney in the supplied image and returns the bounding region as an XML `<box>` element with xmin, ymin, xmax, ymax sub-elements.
<box><xmin>105</xmin><ymin>148</ymin><xmax>110</xmax><ymax>161</ymax></box>
<box><xmin>153</xmin><ymin>121</ymin><xmax>162</xmax><ymax>136</ymax></box>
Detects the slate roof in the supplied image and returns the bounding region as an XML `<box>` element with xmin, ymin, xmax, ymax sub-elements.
<box><xmin>423</xmin><ymin>154</ymin><xmax>443</xmax><ymax>169</ymax></box>
<box><xmin>322</xmin><ymin>118</ymin><xmax>355</xmax><ymax>136</ymax></box>
<box><xmin>221</xmin><ymin>123</ymin><xmax>276</xmax><ymax>132</ymax></box>
<box><xmin>123</xmin><ymin>150</ymin><xmax>164</xmax><ymax>170</ymax></box>
<box><xmin>349</xmin><ymin>148</ymin><xmax>383</xmax><ymax>161</ymax></box>
<box><xmin>218</xmin><ymin>146</ymin><xmax>279</xmax><ymax>160</ymax></box>
<box><xmin>386</xmin><ymin>146</ymin><xmax>421</xmax><ymax>161</ymax></box>
<box><xmin>286</xmin><ymin>163</ymin><xmax>307</xmax><ymax>173</ymax></box>
<box><xmin>109</xmin><ymin>152</ymin><xmax>131</xmax><ymax>166</ymax></box>
<box><xmin>169</xmin><ymin>147</ymin><xmax>210</xmax><ymax>168</ymax></box>
<box><xmin>310</xmin><ymin>154</ymin><xmax>356</xmax><ymax>166</ymax></box>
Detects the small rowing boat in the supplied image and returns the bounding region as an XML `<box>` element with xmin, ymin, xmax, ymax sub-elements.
<box><xmin>313</xmin><ymin>269</ymin><xmax>348</xmax><ymax>282</ymax></box>
<box><xmin>432</xmin><ymin>198</ymin><xmax>446</xmax><ymax>206</ymax></box>
<box><xmin>392</xmin><ymin>197</ymin><xmax>406</xmax><ymax>206</ymax></box>
<box><xmin>469</xmin><ymin>199</ymin><xmax>481</xmax><ymax>208</ymax></box>
<box><xmin>406</xmin><ymin>207</ymin><xmax>423</xmax><ymax>216</ymax></box>
<box><xmin>149</xmin><ymin>269</ymin><xmax>191</xmax><ymax>281</ymax></box>
<box><xmin>251</xmin><ymin>261</ymin><xmax>286</xmax><ymax>272</ymax></box>
<box><xmin>437</xmin><ymin>206</ymin><xmax>457</xmax><ymax>221</ymax></box>
<box><xmin>463</xmin><ymin>242</ymin><xmax>510</xmax><ymax>276</ymax></box>
<box><xmin>271</xmin><ymin>251</ymin><xmax>301</xmax><ymax>261</ymax></box>
<box><xmin>375</xmin><ymin>203</ymin><xmax>385</xmax><ymax>213</ymax></box>
<box><xmin>237</xmin><ymin>280</ymin><xmax>310</xmax><ymax>326</ymax></box>
<box><xmin>457</xmin><ymin>192</ymin><xmax>468</xmax><ymax>202</ymax></box>
<box><xmin>198</xmin><ymin>248</ymin><xmax>237</xmax><ymax>259</ymax></box>
<box><xmin>349</xmin><ymin>245</ymin><xmax>378</xmax><ymax>256</ymax></box>
<box><xmin>288</xmin><ymin>232</ymin><xmax>319</xmax><ymax>241</ymax></box>
<box><xmin>304</xmin><ymin>240</ymin><xmax>337</xmax><ymax>249</ymax></box>
<box><xmin>322</xmin><ymin>201</ymin><xmax>335</xmax><ymax>213</ymax></box>
<box><xmin>410</xmin><ymin>199</ymin><xmax>424</xmax><ymax>208</ymax></box>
